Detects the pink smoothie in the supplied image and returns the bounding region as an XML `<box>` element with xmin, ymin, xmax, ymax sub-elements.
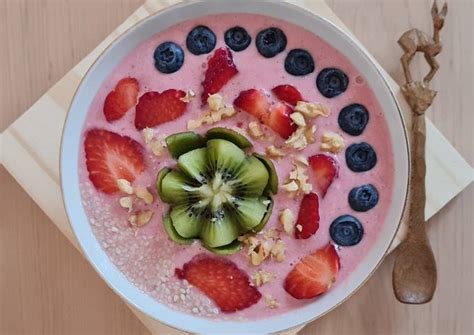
<box><xmin>79</xmin><ymin>13</ymin><xmax>394</xmax><ymax>320</ymax></box>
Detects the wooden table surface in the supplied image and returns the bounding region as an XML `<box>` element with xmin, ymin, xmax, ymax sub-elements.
<box><xmin>1</xmin><ymin>0</ymin><xmax>472</xmax><ymax>334</ymax></box>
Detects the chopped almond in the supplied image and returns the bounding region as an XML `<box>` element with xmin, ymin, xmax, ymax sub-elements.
<box><xmin>271</xmin><ymin>239</ymin><xmax>286</xmax><ymax>262</ymax></box>
<box><xmin>135</xmin><ymin>210</ymin><xmax>154</xmax><ymax>227</ymax></box>
<box><xmin>285</xmin><ymin>127</ymin><xmax>308</xmax><ymax>150</ymax></box>
<box><xmin>320</xmin><ymin>132</ymin><xmax>345</xmax><ymax>153</ymax></box>
<box><xmin>266</xmin><ymin>145</ymin><xmax>285</xmax><ymax>158</ymax></box>
<box><xmin>117</xmin><ymin>179</ymin><xmax>133</xmax><ymax>195</ymax></box>
<box><xmin>180</xmin><ymin>89</ymin><xmax>196</xmax><ymax>103</ymax></box>
<box><xmin>207</xmin><ymin>93</ymin><xmax>225</xmax><ymax>111</ymax></box>
<box><xmin>247</xmin><ymin>121</ymin><xmax>264</xmax><ymax>139</ymax></box>
<box><xmin>293</xmin><ymin>154</ymin><xmax>309</xmax><ymax>166</ymax></box>
<box><xmin>304</xmin><ymin>125</ymin><xmax>317</xmax><ymax>144</ymax></box>
<box><xmin>265</xmin><ymin>295</ymin><xmax>280</xmax><ymax>309</ymax></box>
<box><xmin>187</xmin><ymin>119</ymin><xmax>203</xmax><ymax>131</ymax></box>
<box><xmin>279</xmin><ymin>208</ymin><xmax>296</xmax><ymax>235</ymax></box>
<box><xmin>119</xmin><ymin>196</ymin><xmax>133</xmax><ymax>212</ymax></box>
<box><xmin>290</xmin><ymin>112</ymin><xmax>306</xmax><ymax>127</ymax></box>
<box><xmin>295</xmin><ymin>101</ymin><xmax>330</xmax><ymax>118</ymax></box>
<box><xmin>264</xmin><ymin>228</ymin><xmax>279</xmax><ymax>240</ymax></box>
<box><xmin>296</xmin><ymin>224</ymin><xmax>303</xmax><ymax>232</ymax></box>
<box><xmin>142</xmin><ymin>128</ymin><xmax>154</xmax><ymax>144</ymax></box>
<box><xmin>282</xmin><ymin>181</ymin><xmax>299</xmax><ymax>193</ymax></box>
<box><xmin>252</xmin><ymin>269</ymin><xmax>275</xmax><ymax>287</ymax></box>
<box><xmin>135</xmin><ymin>186</ymin><xmax>154</xmax><ymax>205</ymax></box>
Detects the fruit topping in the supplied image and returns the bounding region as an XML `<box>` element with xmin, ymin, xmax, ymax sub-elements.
<box><xmin>103</xmin><ymin>77</ymin><xmax>139</xmax><ymax>122</ymax></box>
<box><xmin>186</xmin><ymin>25</ymin><xmax>216</xmax><ymax>55</ymax></box>
<box><xmin>253</xmin><ymin>153</ymin><xmax>278</xmax><ymax>194</ymax></box>
<box><xmin>320</xmin><ymin>132</ymin><xmax>345</xmax><ymax>154</ymax></box>
<box><xmin>264</xmin><ymin>102</ymin><xmax>297</xmax><ymax>139</ymax></box>
<box><xmin>348</xmin><ymin>184</ymin><xmax>379</xmax><ymax>212</ymax></box>
<box><xmin>84</xmin><ymin>129</ymin><xmax>145</xmax><ymax>194</ymax></box>
<box><xmin>175</xmin><ymin>255</ymin><xmax>261</xmax><ymax>312</ymax></box>
<box><xmin>165</xmin><ymin>131</ymin><xmax>206</xmax><ymax>158</ymax></box>
<box><xmin>156</xmin><ymin>129</ymin><xmax>276</xmax><ymax>252</ymax></box>
<box><xmin>284</xmin><ymin>244</ymin><xmax>340</xmax><ymax>299</ymax></box>
<box><xmin>345</xmin><ymin>142</ymin><xmax>377</xmax><ymax>172</ymax></box>
<box><xmin>234</xmin><ymin>89</ymin><xmax>270</xmax><ymax>121</ymax></box>
<box><xmin>338</xmin><ymin>103</ymin><xmax>369</xmax><ymax>136</ymax></box>
<box><xmin>256</xmin><ymin>27</ymin><xmax>287</xmax><ymax>58</ymax></box>
<box><xmin>284</xmin><ymin>49</ymin><xmax>315</xmax><ymax>76</ymax></box>
<box><xmin>201</xmin><ymin>47</ymin><xmax>239</xmax><ymax>105</ymax></box>
<box><xmin>153</xmin><ymin>41</ymin><xmax>185</xmax><ymax>74</ymax></box>
<box><xmin>224</xmin><ymin>26</ymin><xmax>252</xmax><ymax>52</ymax></box>
<box><xmin>272</xmin><ymin>84</ymin><xmax>304</xmax><ymax>106</ymax></box>
<box><xmin>205</xmin><ymin>127</ymin><xmax>252</xmax><ymax>149</ymax></box>
<box><xmin>308</xmin><ymin>154</ymin><xmax>338</xmax><ymax>197</ymax></box>
<box><xmin>294</xmin><ymin>192</ymin><xmax>320</xmax><ymax>239</ymax></box>
<box><xmin>316</xmin><ymin>68</ymin><xmax>349</xmax><ymax>98</ymax></box>
<box><xmin>135</xmin><ymin>89</ymin><xmax>187</xmax><ymax>129</ymax></box>
<box><xmin>163</xmin><ymin>214</ymin><xmax>193</xmax><ymax>245</ymax></box>
<box><xmin>330</xmin><ymin>215</ymin><xmax>364</xmax><ymax>246</ymax></box>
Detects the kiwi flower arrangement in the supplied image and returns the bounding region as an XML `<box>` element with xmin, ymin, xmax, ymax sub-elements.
<box><xmin>156</xmin><ymin>127</ymin><xmax>278</xmax><ymax>255</ymax></box>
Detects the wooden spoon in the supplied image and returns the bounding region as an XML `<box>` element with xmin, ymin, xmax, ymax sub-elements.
<box><xmin>392</xmin><ymin>112</ymin><xmax>437</xmax><ymax>304</ymax></box>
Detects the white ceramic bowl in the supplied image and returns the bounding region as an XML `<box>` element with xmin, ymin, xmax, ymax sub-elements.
<box><xmin>61</xmin><ymin>0</ymin><xmax>409</xmax><ymax>333</ymax></box>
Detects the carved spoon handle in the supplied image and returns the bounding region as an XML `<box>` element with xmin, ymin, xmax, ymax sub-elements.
<box><xmin>392</xmin><ymin>114</ymin><xmax>437</xmax><ymax>304</ymax></box>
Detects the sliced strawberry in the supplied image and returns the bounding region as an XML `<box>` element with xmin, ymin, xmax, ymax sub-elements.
<box><xmin>84</xmin><ymin>129</ymin><xmax>145</xmax><ymax>194</ymax></box>
<box><xmin>271</xmin><ymin>84</ymin><xmax>304</xmax><ymax>106</ymax></box>
<box><xmin>175</xmin><ymin>255</ymin><xmax>261</xmax><ymax>313</ymax></box>
<box><xmin>308</xmin><ymin>154</ymin><xmax>338</xmax><ymax>197</ymax></box>
<box><xmin>284</xmin><ymin>244</ymin><xmax>340</xmax><ymax>299</ymax></box>
<box><xmin>264</xmin><ymin>102</ymin><xmax>297</xmax><ymax>139</ymax></box>
<box><xmin>295</xmin><ymin>192</ymin><xmax>320</xmax><ymax>239</ymax></box>
<box><xmin>103</xmin><ymin>77</ymin><xmax>139</xmax><ymax>122</ymax></box>
<box><xmin>234</xmin><ymin>89</ymin><xmax>270</xmax><ymax>121</ymax></box>
<box><xmin>201</xmin><ymin>47</ymin><xmax>239</xmax><ymax>105</ymax></box>
<box><xmin>135</xmin><ymin>89</ymin><xmax>187</xmax><ymax>130</ymax></box>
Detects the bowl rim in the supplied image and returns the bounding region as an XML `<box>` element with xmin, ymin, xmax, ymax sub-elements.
<box><xmin>60</xmin><ymin>0</ymin><xmax>410</xmax><ymax>333</ymax></box>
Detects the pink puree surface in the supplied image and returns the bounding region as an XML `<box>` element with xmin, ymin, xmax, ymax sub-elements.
<box><xmin>78</xmin><ymin>14</ymin><xmax>394</xmax><ymax>320</ymax></box>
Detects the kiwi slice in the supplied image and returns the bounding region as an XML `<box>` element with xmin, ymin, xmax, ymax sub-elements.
<box><xmin>166</xmin><ymin>132</ymin><xmax>206</xmax><ymax>158</ymax></box>
<box><xmin>157</xmin><ymin>130</ymin><xmax>277</xmax><ymax>254</ymax></box>
<box><xmin>203</xmin><ymin>239</ymin><xmax>242</xmax><ymax>255</ymax></box>
<box><xmin>253</xmin><ymin>153</ymin><xmax>278</xmax><ymax>194</ymax></box>
<box><xmin>205</xmin><ymin>127</ymin><xmax>253</xmax><ymax>149</ymax></box>
<box><xmin>162</xmin><ymin>215</ymin><xmax>194</xmax><ymax>245</ymax></box>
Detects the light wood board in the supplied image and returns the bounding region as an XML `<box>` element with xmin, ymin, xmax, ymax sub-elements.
<box><xmin>0</xmin><ymin>0</ymin><xmax>472</xmax><ymax>334</ymax></box>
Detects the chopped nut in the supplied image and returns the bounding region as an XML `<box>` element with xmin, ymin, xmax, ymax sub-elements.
<box><xmin>119</xmin><ymin>196</ymin><xmax>133</xmax><ymax>212</ymax></box>
<box><xmin>290</xmin><ymin>112</ymin><xmax>306</xmax><ymax>127</ymax></box>
<box><xmin>282</xmin><ymin>181</ymin><xmax>299</xmax><ymax>192</ymax></box>
<box><xmin>279</xmin><ymin>209</ymin><xmax>296</xmax><ymax>235</ymax></box>
<box><xmin>142</xmin><ymin>128</ymin><xmax>154</xmax><ymax>144</ymax></box>
<box><xmin>320</xmin><ymin>132</ymin><xmax>345</xmax><ymax>153</ymax></box>
<box><xmin>247</xmin><ymin>121</ymin><xmax>264</xmax><ymax>139</ymax></box>
<box><xmin>264</xmin><ymin>228</ymin><xmax>279</xmax><ymax>240</ymax></box>
<box><xmin>117</xmin><ymin>179</ymin><xmax>133</xmax><ymax>195</ymax></box>
<box><xmin>134</xmin><ymin>210</ymin><xmax>154</xmax><ymax>227</ymax></box>
<box><xmin>285</xmin><ymin>127</ymin><xmax>308</xmax><ymax>150</ymax></box>
<box><xmin>220</xmin><ymin>106</ymin><xmax>237</xmax><ymax>117</ymax></box>
<box><xmin>295</xmin><ymin>101</ymin><xmax>330</xmax><ymax>118</ymax></box>
<box><xmin>271</xmin><ymin>239</ymin><xmax>286</xmax><ymax>262</ymax></box>
<box><xmin>304</xmin><ymin>124</ymin><xmax>317</xmax><ymax>144</ymax></box>
<box><xmin>296</xmin><ymin>224</ymin><xmax>303</xmax><ymax>232</ymax></box>
<box><xmin>250</xmin><ymin>241</ymin><xmax>272</xmax><ymax>266</ymax></box>
<box><xmin>187</xmin><ymin>119</ymin><xmax>203</xmax><ymax>131</ymax></box>
<box><xmin>128</xmin><ymin>213</ymin><xmax>137</xmax><ymax>226</ymax></box>
<box><xmin>293</xmin><ymin>155</ymin><xmax>309</xmax><ymax>166</ymax></box>
<box><xmin>180</xmin><ymin>89</ymin><xmax>196</xmax><ymax>103</ymax></box>
<box><xmin>265</xmin><ymin>295</ymin><xmax>280</xmax><ymax>309</ymax></box>
<box><xmin>207</xmin><ymin>93</ymin><xmax>225</xmax><ymax>111</ymax></box>
<box><xmin>300</xmin><ymin>182</ymin><xmax>313</xmax><ymax>194</ymax></box>
<box><xmin>135</xmin><ymin>186</ymin><xmax>154</xmax><ymax>205</ymax></box>
<box><xmin>252</xmin><ymin>270</ymin><xmax>275</xmax><ymax>287</ymax></box>
<box><xmin>150</xmin><ymin>139</ymin><xmax>164</xmax><ymax>156</ymax></box>
<box><xmin>265</xmin><ymin>145</ymin><xmax>285</xmax><ymax>158</ymax></box>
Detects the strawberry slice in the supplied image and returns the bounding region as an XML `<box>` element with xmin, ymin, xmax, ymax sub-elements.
<box><xmin>234</xmin><ymin>89</ymin><xmax>270</xmax><ymax>121</ymax></box>
<box><xmin>175</xmin><ymin>255</ymin><xmax>261</xmax><ymax>313</ymax></box>
<box><xmin>201</xmin><ymin>47</ymin><xmax>239</xmax><ymax>105</ymax></box>
<box><xmin>103</xmin><ymin>77</ymin><xmax>139</xmax><ymax>122</ymax></box>
<box><xmin>295</xmin><ymin>192</ymin><xmax>320</xmax><ymax>239</ymax></box>
<box><xmin>264</xmin><ymin>102</ymin><xmax>297</xmax><ymax>139</ymax></box>
<box><xmin>271</xmin><ymin>84</ymin><xmax>304</xmax><ymax>106</ymax></box>
<box><xmin>84</xmin><ymin>129</ymin><xmax>145</xmax><ymax>194</ymax></box>
<box><xmin>308</xmin><ymin>154</ymin><xmax>338</xmax><ymax>197</ymax></box>
<box><xmin>135</xmin><ymin>89</ymin><xmax>187</xmax><ymax>130</ymax></box>
<box><xmin>284</xmin><ymin>244</ymin><xmax>340</xmax><ymax>299</ymax></box>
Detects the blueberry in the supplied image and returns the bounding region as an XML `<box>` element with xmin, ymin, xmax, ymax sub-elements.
<box><xmin>224</xmin><ymin>26</ymin><xmax>251</xmax><ymax>52</ymax></box>
<box><xmin>316</xmin><ymin>67</ymin><xmax>349</xmax><ymax>98</ymax></box>
<box><xmin>349</xmin><ymin>184</ymin><xmax>379</xmax><ymax>212</ymax></box>
<box><xmin>256</xmin><ymin>27</ymin><xmax>287</xmax><ymax>58</ymax></box>
<box><xmin>338</xmin><ymin>103</ymin><xmax>369</xmax><ymax>136</ymax></box>
<box><xmin>186</xmin><ymin>25</ymin><xmax>216</xmax><ymax>55</ymax></box>
<box><xmin>345</xmin><ymin>142</ymin><xmax>377</xmax><ymax>172</ymax></box>
<box><xmin>153</xmin><ymin>42</ymin><xmax>185</xmax><ymax>74</ymax></box>
<box><xmin>330</xmin><ymin>215</ymin><xmax>364</xmax><ymax>246</ymax></box>
<box><xmin>284</xmin><ymin>49</ymin><xmax>315</xmax><ymax>76</ymax></box>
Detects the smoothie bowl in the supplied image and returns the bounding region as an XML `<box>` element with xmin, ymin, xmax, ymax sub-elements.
<box><xmin>60</xmin><ymin>0</ymin><xmax>409</xmax><ymax>333</ymax></box>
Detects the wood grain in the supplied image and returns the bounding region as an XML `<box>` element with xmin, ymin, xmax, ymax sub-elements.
<box><xmin>0</xmin><ymin>0</ymin><xmax>472</xmax><ymax>334</ymax></box>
